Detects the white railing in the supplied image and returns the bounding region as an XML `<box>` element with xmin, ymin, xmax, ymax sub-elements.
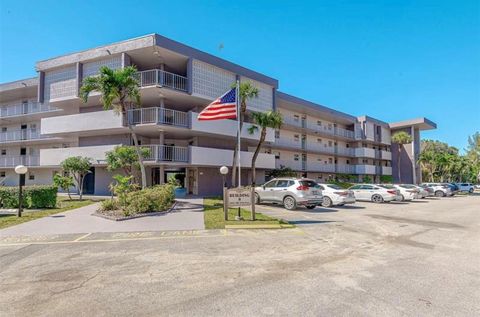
<box><xmin>0</xmin><ymin>155</ymin><xmax>40</xmax><ymax>167</ymax></box>
<box><xmin>141</xmin><ymin>145</ymin><xmax>189</xmax><ymax>163</ymax></box>
<box><xmin>135</xmin><ymin>69</ymin><xmax>188</xmax><ymax>92</ymax></box>
<box><xmin>0</xmin><ymin>102</ymin><xmax>58</xmax><ymax>118</ymax></box>
<box><xmin>335</xmin><ymin>147</ymin><xmax>355</xmax><ymax>156</ymax></box>
<box><xmin>306</xmin><ymin>143</ymin><xmax>336</xmax><ymax>154</ymax></box>
<box><xmin>308</xmin><ymin>163</ymin><xmax>335</xmax><ymax>173</ymax></box>
<box><xmin>335</xmin><ymin>127</ymin><xmax>355</xmax><ymax>139</ymax></box>
<box><xmin>125</xmin><ymin>107</ymin><xmax>189</xmax><ymax>127</ymax></box>
<box><xmin>0</xmin><ymin>129</ymin><xmax>50</xmax><ymax>143</ymax></box>
<box><xmin>336</xmin><ymin>164</ymin><xmax>356</xmax><ymax>174</ymax></box>
<box><xmin>275</xmin><ymin>138</ymin><xmax>302</xmax><ymax>149</ymax></box>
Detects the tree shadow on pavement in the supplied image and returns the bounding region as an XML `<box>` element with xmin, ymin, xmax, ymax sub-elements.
<box><xmin>288</xmin><ymin>220</ymin><xmax>337</xmax><ymax>225</ymax></box>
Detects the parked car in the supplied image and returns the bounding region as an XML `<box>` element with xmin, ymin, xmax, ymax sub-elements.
<box><xmin>255</xmin><ymin>178</ymin><xmax>323</xmax><ymax>210</ymax></box>
<box><xmin>349</xmin><ymin>184</ymin><xmax>400</xmax><ymax>203</ymax></box>
<box><xmin>393</xmin><ymin>184</ymin><xmax>420</xmax><ymax>201</ymax></box>
<box><xmin>415</xmin><ymin>185</ymin><xmax>432</xmax><ymax>198</ymax></box>
<box><xmin>376</xmin><ymin>184</ymin><xmax>403</xmax><ymax>201</ymax></box>
<box><xmin>421</xmin><ymin>183</ymin><xmax>453</xmax><ymax>197</ymax></box>
<box><xmin>447</xmin><ymin>183</ymin><xmax>460</xmax><ymax>195</ymax></box>
<box><xmin>456</xmin><ymin>183</ymin><xmax>475</xmax><ymax>193</ymax></box>
<box><xmin>317</xmin><ymin>184</ymin><xmax>356</xmax><ymax>207</ymax></box>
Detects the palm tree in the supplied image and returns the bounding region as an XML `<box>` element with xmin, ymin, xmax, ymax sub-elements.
<box><xmin>231</xmin><ymin>82</ymin><xmax>259</xmax><ymax>187</ymax></box>
<box><xmin>391</xmin><ymin>131</ymin><xmax>413</xmax><ymax>183</ymax></box>
<box><xmin>248</xmin><ymin>111</ymin><xmax>283</xmax><ymax>220</ymax></box>
<box><xmin>80</xmin><ymin>66</ymin><xmax>147</xmax><ymax>189</ymax></box>
<box><xmin>418</xmin><ymin>150</ymin><xmax>435</xmax><ymax>182</ymax></box>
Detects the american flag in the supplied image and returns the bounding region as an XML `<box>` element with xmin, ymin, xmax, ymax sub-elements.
<box><xmin>198</xmin><ymin>88</ymin><xmax>237</xmax><ymax>121</ymax></box>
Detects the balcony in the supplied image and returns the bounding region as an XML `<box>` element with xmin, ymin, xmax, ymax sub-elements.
<box><xmin>336</xmin><ymin>164</ymin><xmax>356</xmax><ymax>174</ymax></box>
<box><xmin>335</xmin><ymin>147</ymin><xmax>355</xmax><ymax>157</ymax></box>
<box><xmin>126</xmin><ymin>108</ymin><xmax>189</xmax><ymax>127</ymax></box>
<box><xmin>0</xmin><ymin>155</ymin><xmax>40</xmax><ymax>167</ymax></box>
<box><xmin>382</xmin><ymin>166</ymin><xmax>392</xmax><ymax>175</ymax></box>
<box><xmin>0</xmin><ymin>102</ymin><xmax>59</xmax><ymax>119</ymax></box>
<box><xmin>141</xmin><ymin>145</ymin><xmax>189</xmax><ymax>163</ymax></box>
<box><xmin>355</xmin><ymin>164</ymin><xmax>377</xmax><ymax>175</ymax></box>
<box><xmin>135</xmin><ymin>69</ymin><xmax>188</xmax><ymax>92</ymax></box>
<box><xmin>307</xmin><ymin>162</ymin><xmax>335</xmax><ymax>173</ymax></box>
<box><xmin>40</xmin><ymin>145</ymin><xmax>119</xmax><ymax>166</ymax></box>
<box><xmin>355</xmin><ymin>147</ymin><xmax>376</xmax><ymax>158</ymax></box>
<box><xmin>0</xmin><ymin>129</ymin><xmax>53</xmax><ymax>143</ymax></box>
<box><xmin>334</xmin><ymin>127</ymin><xmax>355</xmax><ymax>139</ymax></box>
<box><xmin>380</xmin><ymin>150</ymin><xmax>392</xmax><ymax>160</ymax></box>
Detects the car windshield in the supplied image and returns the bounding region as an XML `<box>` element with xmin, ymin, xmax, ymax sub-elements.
<box><xmin>300</xmin><ymin>180</ymin><xmax>319</xmax><ymax>188</ymax></box>
<box><xmin>326</xmin><ymin>184</ymin><xmax>342</xmax><ymax>190</ymax></box>
<box><xmin>400</xmin><ymin>184</ymin><xmax>416</xmax><ymax>188</ymax></box>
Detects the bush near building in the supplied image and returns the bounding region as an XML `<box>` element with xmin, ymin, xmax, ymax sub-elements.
<box><xmin>0</xmin><ymin>185</ymin><xmax>58</xmax><ymax>209</ymax></box>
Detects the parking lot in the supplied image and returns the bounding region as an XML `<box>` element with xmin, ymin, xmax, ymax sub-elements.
<box><xmin>0</xmin><ymin>194</ymin><xmax>479</xmax><ymax>316</ymax></box>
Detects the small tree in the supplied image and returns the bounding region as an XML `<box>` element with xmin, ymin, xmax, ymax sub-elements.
<box><xmin>53</xmin><ymin>173</ymin><xmax>74</xmax><ymax>200</ymax></box>
<box><xmin>80</xmin><ymin>66</ymin><xmax>148</xmax><ymax>189</ymax></box>
<box><xmin>363</xmin><ymin>175</ymin><xmax>373</xmax><ymax>183</ymax></box>
<box><xmin>392</xmin><ymin>131</ymin><xmax>413</xmax><ymax>183</ymax></box>
<box><xmin>106</xmin><ymin>146</ymin><xmax>150</xmax><ymax>184</ymax></box>
<box><xmin>266</xmin><ymin>166</ymin><xmax>297</xmax><ymax>179</ymax></box>
<box><xmin>61</xmin><ymin>156</ymin><xmax>92</xmax><ymax>200</ymax></box>
<box><xmin>380</xmin><ymin>175</ymin><xmax>393</xmax><ymax>183</ymax></box>
<box><xmin>231</xmin><ymin>81</ymin><xmax>259</xmax><ymax>186</ymax></box>
<box><xmin>111</xmin><ymin>174</ymin><xmax>135</xmax><ymax>207</ymax></box>
<box><xmin>248</xmin><ymin>111</ymin><xmax>283</xmax><ymax>220</ymax></box>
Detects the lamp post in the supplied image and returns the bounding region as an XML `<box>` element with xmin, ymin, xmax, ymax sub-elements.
<box><xmin>219</xmin><ymin>166</ymin><xmax>229</xmax><ymax>221</ymax></box>
<box><xmin>15</xmin><ymin>165</ymin><xmax>28</xmax><ymax>217</ymax></box>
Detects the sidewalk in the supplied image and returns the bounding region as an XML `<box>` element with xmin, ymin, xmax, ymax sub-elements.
<box><xmin>0</xmin><ymin>198</ymin><xmax>205</xmax><ymax>237</ymax></box>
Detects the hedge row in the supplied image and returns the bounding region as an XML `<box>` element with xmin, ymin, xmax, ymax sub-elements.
<box><xmin>0</xmin><ymin>185</ymin><xmax>58</xmax><ymax>209</ymax></box>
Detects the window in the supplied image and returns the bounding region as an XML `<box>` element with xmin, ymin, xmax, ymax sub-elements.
<box><xmin>350</xmin><ymin>185</ymin><xmax>362</xmax><ymax>190</ymax></box>
<box><xmin>294</xmin><ymin>154</ymin><xmax>299</xmax><ymax>161</ymax></box>
<box><xmin>328</xmin><ymin>158</ymin><xmax>333</xmax><ymax>164</ymax></box>
<box><xmin>346</xmin><ymin>144</ymin><xmax>350</xmax><ymax>148</ymax></box>
<box><xmin>1</xmin><ymin>149</ymin><xmax>6</xmax><ymax>155</ymax></box>
<box><xmin>294</xmin><ymin>134</ymin><xmax>299</xmax><ymax>142</ymax></box>
<box><xmin>361</xmin><ymin>185</ymin><xmax>374</xmax><ymax>190</ymax></box>
<box><xmin>362</xmin><ymin>159</ymin><xmax>368</xmax><ymax>164</ymax></box>
<box><xmin>274</xmin><ymin>130</ymin><xmax>280</xmax><ymax>139</ymax></box>
<box><xmin>29</xmin><ymin>172</ymin><xmax>35</xmax><ymax>180</ymax></box>
<box><xmin>0</xmin><ymin>171</ymin><xmax>5</xmax><ymax>177</ymax></box>
<box><xmin>328</xmin><ymin>141</ymin><xmax>333</xmax><ymax>147</ymax></box>
<box><xmin>327</xmin><ymin>123</ymin><xmax>332</xmax><ymax>130</ymax></box>
<box><xmin>317</xmin><ymin>120</ymin><xmax>322</xmax><ymax>126</ymax></box>
<box><xmin>276</xmin><ymin>180</ymin><xmax>290</xmax><ymax>188</ymax></box>
<box><xmin>317</xmin><ymin>138</ymin><xmax>322</xmax><ymax>143</ymax></box>
<box><xmin>1</xmin><ymin>127</ymin><xmax>6</xmax><ymax>132</ymax></box>
<box><xmin>293</xmin><ymin>115</ymin><xmax>299</xmax><ymax>122</ymax></box>
<box><xmin>274</xmin><ymin>152</ymin><xmax>280</xmax><ymax>159</ymax></box>
<box><xmin>334</xmin><ymin>159</ymin><xmax>337</xmax><ymax>164</ymax></box>
<box><xmin>264</xmin><ymin>181</ymin><xmax>277</xmax><ymax>188</ymax></box>
<box><xmin>346</xmin><ymin>160</ymin><xmax>350</xmax><ymax>164</ymax></box>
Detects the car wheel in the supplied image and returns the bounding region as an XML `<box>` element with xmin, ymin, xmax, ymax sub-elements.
<box><xmin>283</xmin><ymin>196</ymin><xmax>297</xmax><ymax>210</ymax></box>
<box><xmin>306</xmin><ymin>205</ymin><xmax>316</xmax><ymax>209</ymax></box>
<box><xmin>371</xmin><ymin>194</ymin><xmax>384</xmax><ymax>203</ymax></box>
<box><xmin>255</xmin><ymin>193</ymin><xmax>260</xmax><ymax>204</ymax></box>
<box><xmin>400</xmin><ymin>194</ymin><xmax>405</xmax><ymax>201</ymax></box>
<box><xmin>435</xmin><ymin>190</ymin><xmax>444</xmax><ymax>197</ymax></box>
<box><xmin>469</xmin><ymin>188</ymin><xmax>474</xmax><ymax>194</ymax></box>
<box><xmin>321</xmin><ymin>196</ymin><xmax>333</xmax><ymax>207</ymax></box>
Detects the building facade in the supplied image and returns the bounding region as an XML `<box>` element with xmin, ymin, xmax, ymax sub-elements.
<box><xmin>0</xmin><ymin>34</ymin><xmax>436</xmax><ymax>196</ymax></box>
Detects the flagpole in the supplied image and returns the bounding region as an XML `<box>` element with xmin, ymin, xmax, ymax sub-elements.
<box><xmin>236</xmin><ymin>79</ymin><xmax>241</xmax><ymax>188</ymax></box>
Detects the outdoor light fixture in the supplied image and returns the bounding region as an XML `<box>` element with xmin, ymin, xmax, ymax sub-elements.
<box><xmin>14</xmin><ymin>165</ymin><xmax>28</xmax><ymax>217</ymax></box>
<box><xmin>219</xmin><ymin>166</ymin><xmax>229</xmax><ymax>220</ymax></box>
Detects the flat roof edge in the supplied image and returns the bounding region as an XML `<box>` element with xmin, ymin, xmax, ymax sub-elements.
<box><xmin>0</xmin><ymin>77</ymin><xmax>38</xmax><ymax>92</ymax></box>
<box><xmin>389</xmin><ymin>117</ymin><xmax>437</xmax><ymax>130</ymax></box>
<box><xmin>276</xmin><ymin>91</ymin><xmax>357</xmax><ymax>122</ymax></box>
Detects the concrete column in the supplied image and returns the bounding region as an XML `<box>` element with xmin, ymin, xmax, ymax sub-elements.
<box><xmin>76</xmin><ymin>62</ymin><xmax>83</xmax><ymax>97</ymax></box>
<box><xmin>186</xmin><ymin>58</ymin><xmax>193</xmax><ymax>94</ymax></box>
<box><xmin>159</xmin><ymin>130</ymin><xmax>165</xmax><ymax>184</ymax></box>
<box><xmin>159</xmin><ymin>97</ymin><xmax>165</xmax><ymax>108</ymax></box>
<box><xmin>37</xmin><ymin>71</ymin><xmax>45</xmax><ymax>103</ymax></box>
<box><xmin>411</xmin><ymin>126</ymin><xmax>417</xmax><ymax>184</ymax></box>
<box><xmin>121</xmin><ymin>53</ymin><xmax>131</xmax><ymax>68</ymax></box>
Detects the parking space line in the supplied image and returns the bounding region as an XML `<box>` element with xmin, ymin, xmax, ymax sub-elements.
<box><xmin>74</xmin><ymin>233</ymin><xmax>92</xmax><ymax>242</ymax></box>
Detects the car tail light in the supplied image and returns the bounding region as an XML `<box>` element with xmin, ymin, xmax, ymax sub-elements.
<box><xmin>334</xmin><ymin>191</ymin><xmax>348</xmax><ymax>196</ymax></box>
<box><xmin>406</xmin><ymin>189</ymin><xmax>418</xmax><ymax>193</ymax></box>
<box><xmin>387</xmin><ymin>190</ymin><xmax>397</xmax><ymax>195</ymax></box>
<box><xmin>296</xmin><ymin>185</ymin><xmax>309</xmax><ymax>191</ymax></box>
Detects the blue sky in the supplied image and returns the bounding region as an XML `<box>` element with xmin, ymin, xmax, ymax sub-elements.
<box><xmin>0</xmin><ymin>0</ymin><xmax>479</xmax><ymax>151</ymax></box>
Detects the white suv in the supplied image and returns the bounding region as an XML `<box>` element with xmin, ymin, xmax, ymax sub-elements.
<box><xmin>421</xmin><ymin>183</ymin><xmax>453</xmax><ymax>197</ymax></box>
<box><xmin>255</xmin><ymin>178</ymin><xmax>323</xmax><ymax>210</ymax></box>
<box><xmin>317</xmin><ymin>184</ymin><xmax>356</xmax><ymax>207</ymax></box>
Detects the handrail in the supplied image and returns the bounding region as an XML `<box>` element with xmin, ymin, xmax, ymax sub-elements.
<box><xmin>0</xmin><ymin>155</ymin><xmax>40</xmax><ymax>167</ymax></box>
<box><xmin>0</xmin><ymin>129</ymin><xmax>50</xmax><ymax>142</ymax></box>
<box><xmin>0</xmin><ymin>102</ymin><xmax>58</xmax><ymax>118</ymax></box>
<box><xmin>125</xmin><ymin>107</ymin><xmax>189</xmax><ymax>127</ymax></box>
<box><xmin>135</xmin><ymin>69</ymin><xmax>188</xmax><ymax>92</ymax></box>
<box><xmin>141</xmin><ymin>145</ymin><xmax>189</xmax><ymax>163</ymax></box>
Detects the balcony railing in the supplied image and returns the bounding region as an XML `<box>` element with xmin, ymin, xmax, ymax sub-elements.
<box><xmin>0</xmin><ymin>155</ymin><xmax>40</xmax><ymax>167</ymax></box>
<box><xmin>335</xmin><ymin>147</ymin><xmax>355</xmax><ymax>156</ymax></box>
<box><xmin>142</xmin><ymin>145</ymin><xmax>189</xmax><ymax>163</ymax></box>
<box><xmin>135</xmin><ymin>69</ymin><xmax>188</xmax><ymax>92</ymax></box>
<box><xmin>125</xmin><ymin>107</ymin><xmax>189</xmax><ymax>127</ymax></box>
<box><xmin>0</xmin><ymin>129</ymin><xmax>50</xmax><ymax>143</ymax></box>
<box><xmin>334</xmin><ymin>127</ymin><xmax>355</xmax><ymax>139</ymax></box>
<box><xmin>336</xmin><ymin>164</ymin><xmax>356</xmax><ymax>174</ymax></box>
<box><xmin>0</xmin><ymin>102</ymin><xmax>58</xmax><ymax>118</ymax></box>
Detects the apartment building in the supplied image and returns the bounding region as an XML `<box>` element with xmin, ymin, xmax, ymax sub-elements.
<box><xmin>0</xmin><ymin>34</ymin><xmax>436</xmax><ymax>196</ymax></box>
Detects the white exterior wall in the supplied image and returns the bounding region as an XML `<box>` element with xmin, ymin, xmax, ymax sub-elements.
<box><xmin>82</xmin><ymin>56</ymin><xmax>122</xmax><ymax>78</ymax></box>
<box><xmin>190</xmin><ymin>146</ymin><xmax>275</xmax><ymax>169</ymax></box>
<box><xmin>41</xmin><ymin>110</ymin><xmax>124</xmax><ymax>135</ymax></box>
<box><xmin>1</xmin><ymin>168</ymin><xmax>56</xmax><ymax>186</ymax></box>
<box><xmin>40</xmin><ymin>144</ymin><xmax>119</xmax><ymax>166</ymax></box>
<box><xmin>44</xmin><ymin>66</ymin><xmax>77</xmax><ymax>101</ymax></box>
<box><xmin>381</xmin><ymin>126</ymin><xmax>391</xmax><ymax>144</ymax></box>
<box><xmin>239</xmin><ymin>76</ymin><xmax>273</xmax><ymax>112</ymax></box>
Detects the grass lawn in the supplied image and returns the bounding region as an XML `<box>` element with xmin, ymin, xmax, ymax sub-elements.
<box><xmin>0</xmin><ymin>196</ymin><xmax>97</xmax><ymax>229</ymax></box>
<box><xmin>203</xmin><ymin>197</ymin><xmax>291</xmax><ymax>229</ymax></box>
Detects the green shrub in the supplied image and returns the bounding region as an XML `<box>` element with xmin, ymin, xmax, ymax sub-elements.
<box><xmin>0</xmin><ymin>185</ymin><xmax>58</xmax><ymax>209</ymax></box>
<box><xmin>328</xmin><ymin>181</ymin><xmax>354</xmax><ymax>189</ymax></box>
<box><xmin>380</xmin><ymin>175</ymin><xmax>393</xmax><ymax>183</ymax></box>
<box><xmin>99</xmin><ymin>199</ymin><xmax>119</xmax><ymax>211</ymax></box>
<box><xmin>123</xmin><ymin>184</ymin><xmax>175</xmax><ymax>214</ymax></box>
